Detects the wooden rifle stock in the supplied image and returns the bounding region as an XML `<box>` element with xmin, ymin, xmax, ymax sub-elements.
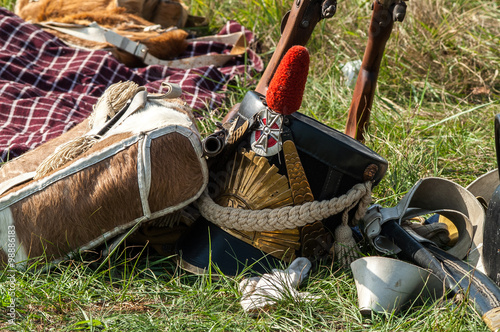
<box><xmin>255</xmin><ymin>0</ymin><xmax>334</xmax><ymax>95</ymax></box>
<box><xmin>214</xmin><ymin>0</ymin><xmax>332</xmax><ymax>157</ymax></box>
<box><xmin>345</xmin><ymin>0</ymin><xmax>405</xmax><ymax>141</ymax></box>
<box><xmin>222</xmin><ymin>0</ymin><xmax>335</xmax><ymax>125</ymax></box>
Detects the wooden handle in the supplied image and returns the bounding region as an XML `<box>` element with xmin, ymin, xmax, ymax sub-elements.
<box><xmin>255</xmin><ymin>0</ymin><xmax>324</xmax><ymax>95</ymax></box>
<box><xmin>344</xmin><ymin>0</ymin><xmax>395</xmax><ymax>141</ymax></box>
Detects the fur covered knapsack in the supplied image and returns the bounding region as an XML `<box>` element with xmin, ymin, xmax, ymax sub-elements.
<box><xmin>14</xmin><ymin>0</ymin><xmax>200</xmax><ymax>66</ymax></box>
<box><xmin>0</xmin><ymin>81</ymin><xmax>207</xmax><ymax>268</ymax></box>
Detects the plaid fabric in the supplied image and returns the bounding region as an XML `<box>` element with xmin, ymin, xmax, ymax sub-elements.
<box><xmin>0</xmin><ymin>8</ymin><xmax>263</xmax><ymax>161</ymax></box>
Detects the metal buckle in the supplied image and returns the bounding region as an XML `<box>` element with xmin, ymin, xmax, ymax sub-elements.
<box><xmin>361</xmin><ymin>204</ymin><xmax>401</xmax><ymax>254</ymax></box>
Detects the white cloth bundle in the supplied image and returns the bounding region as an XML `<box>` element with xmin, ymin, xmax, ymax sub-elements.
<box><xmin>238</xmin><ymin>257</ymin><xmax>318</xmax><ymax>314</ymax></box>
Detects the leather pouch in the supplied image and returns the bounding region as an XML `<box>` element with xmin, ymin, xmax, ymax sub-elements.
<box><xmin>177</xmin><ymin>91</ymin><xmax>388</xmax><ymax>276</ymax></box>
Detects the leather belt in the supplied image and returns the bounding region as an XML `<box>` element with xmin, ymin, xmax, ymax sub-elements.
<box><xmin>360</xmin><ymin>177</ymin><xmax>484</xmax><ymax>264</ymax></box>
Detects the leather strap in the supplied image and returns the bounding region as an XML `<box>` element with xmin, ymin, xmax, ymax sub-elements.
<box><xmin>361</xmin><ymin>177</ymin><xmax>484</xmax><ymax>262</ymax></box>
<box><xmin>0</xmin><ymin>172</ymin><xmax>35</xmax><ymax>197</ymax></box>
<box><xmin>36</xmin><ymin>22</ymin><xmax>247</xmax><ymax>69</ymax></box>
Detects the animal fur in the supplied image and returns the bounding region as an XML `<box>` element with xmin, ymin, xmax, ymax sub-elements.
<box><xmin>4</xmin><ymin>131</ymin><xmax>203</xmax><ymax>262</ymax></box>
<box><xmin>117</xmin><ymin>0</ymin><xmax>189</xmax><ymax>27</ymax></box>
<box><xmin>15</xmin><ymin>0</ymin><xmax>117</xmax><ymax>22</ymax></box>
<box><xmin>0</xmin><ymin>92</ymin><xmax>207</xmax><ymax>267</ymax></box>
<box><xmin>14</xmin><ymin>0</ymin><xmax>190</xmax><ymax>66</ymax></box>
<box><xmin>0</xmin><ymin>119</ymin><xmax>90</xmax><ymax>183</ymax></box>
<box><xmin>15</xmin><ymin>0</ymin><xmax>188</xmax><ymax>27</ymax></box>
<box><xmin>12</xmin><ymin>139</ymin><xmax>144</xmax><ymax>261</ymax></box>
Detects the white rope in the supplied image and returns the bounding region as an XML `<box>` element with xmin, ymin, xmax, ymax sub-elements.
<box><xmin>196</xmin><ymin>181</ymin><xmax>373</xmax><ymax>231</ymax></box>
<box><xmin>34</xmin><ymin>135</ymin><xmax>100</xmax><ymax>179</ymax></box>
<box><xmin>89</xmin><ymin>81</ymin><xmax>141</xmax><ymax>129</ymax></box>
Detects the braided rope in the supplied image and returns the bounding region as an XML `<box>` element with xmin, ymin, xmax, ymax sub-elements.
<box><xmin>34</xmin><ymin>135</ymin><xmax>100</xmax><ymax>180</ymax></box>
<box><xmin>354</xmin><ymin>181</ymin><xmax>373</xmax><ymax>222</ymax></box>
<box><xmin>196</xmin><ymin>181</ymin><xmax>373</xmax><ymax>231</ymax></box>
<box><xmin>89</xmin><ymin>81</ymin><xmax>141</xmax><ymax>129</ymax></box>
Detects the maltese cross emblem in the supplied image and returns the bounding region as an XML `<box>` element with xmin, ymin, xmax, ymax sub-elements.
<box><xmin>250</xmin><ymin>108</ymin><xmax>283</xmax><ymax>157</ymax></box>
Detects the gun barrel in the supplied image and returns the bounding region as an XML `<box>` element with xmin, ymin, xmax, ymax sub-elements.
<box><xmin>202</xmin><ymin>133</ymin><xmax>225</xmax><ymax>158</ymax></box>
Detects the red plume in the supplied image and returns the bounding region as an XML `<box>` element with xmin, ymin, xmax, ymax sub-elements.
<box><xmin>265</xmin><ymin>45</ymin><xmax>310</xmax><ymax>115</ymax></box>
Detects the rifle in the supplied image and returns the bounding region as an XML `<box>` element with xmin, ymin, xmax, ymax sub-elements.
<box><xmin>213</xmin><ymin>0</ymin><xmax>336</xmax><ymax>153</ymax></box>
<box><xmin>255</xmin><ymin>0</ymin><xmax>336</xmax><ymax>94</ymax></box>
<box><xmin>344</xmin><ymin>0</ymin><xmax>406</xmax><ymax>142</ymax></box>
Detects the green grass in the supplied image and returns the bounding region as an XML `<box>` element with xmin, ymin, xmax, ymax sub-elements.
<box><xmin>1</xmin><ymin>0</ymin><xmax>500</xmax><ymax>330</ymax></box>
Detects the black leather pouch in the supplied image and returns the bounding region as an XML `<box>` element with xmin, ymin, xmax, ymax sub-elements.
<box><xmin>238</xmin><ymin>91</ymin><xmax>387</xmax><ymax>201</ymax></box>
<box><xmin>177</xmin><ymin>91</ymin><xmax>388</xmax><ymax>276</ymax></box>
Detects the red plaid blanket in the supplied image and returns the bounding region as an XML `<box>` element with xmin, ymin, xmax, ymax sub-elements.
<box><xmin>0</xmin><ymin>8</ymin><xmax>263</xmax><ymax>161</ymax></box>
